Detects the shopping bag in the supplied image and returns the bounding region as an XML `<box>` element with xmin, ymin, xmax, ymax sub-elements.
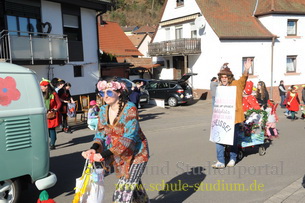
<box><xmin>67</xmin><ymin>103</ymin><xmax>76</xmax><ymax>118</ymax></box>
<box><xmin>73</xmin><ymin>159</ymin><xmax>105</xmax><ymax>203</ymax></box>
<box><xmin>87</xmin><ymin>168</ymin><xmax>105</xmax><ymax>203</ymax></box>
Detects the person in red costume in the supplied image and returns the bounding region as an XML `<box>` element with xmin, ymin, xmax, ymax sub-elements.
<box><xmin>285</xmin><ymin>85</ymin><xmax>300</xmax><ymax>120</ymax></box>
<box><xmin>40</xmin><ymin>79</ymin><xmax>62</xmax><ymax>150</ymax></box>
<box><xmin>242</xmin><ymin>80</ymin><xmax>260</xmax><ymax>112</ymax></box>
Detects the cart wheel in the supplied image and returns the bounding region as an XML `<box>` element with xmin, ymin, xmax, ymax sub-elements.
<box><xmin>259</xmin><ymin>146</ymin><xmax>266</xmax><ymax>156</ymax></box>
<box><xmin>237</xmin><ymin>150</ymin><xmax>244</xmax><ymax>160</ymax></box>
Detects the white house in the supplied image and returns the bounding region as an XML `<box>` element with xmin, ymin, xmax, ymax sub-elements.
<box><xmin>149</xmin><ymin>0</ymin><xmax>305</xmax><ymax>100</ymax></box>
<box><xmin>0</xmin><ymin>0</ymin><xmax>110</xmax><ymax>96</ymax></box>
<box><xmin>128</xmin><ymin>34</ymin><xmax>152</xmax><ymax>58</ymax></box>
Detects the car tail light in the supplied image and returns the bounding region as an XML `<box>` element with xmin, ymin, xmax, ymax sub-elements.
<box><xmin>177</xmin><ymin>89</ymin><xmax>184</xmax><ymax>93</ymax></box>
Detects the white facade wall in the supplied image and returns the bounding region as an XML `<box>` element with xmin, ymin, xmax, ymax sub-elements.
<box><xmin>161</xmin><ymin>0</ymin><xmax>201</xmax><ymax>22</ymax></box>
<box><xmin>41</xmin><ymin>0</ymin><xmax>63</xmax><ymax>35</ymax></box>
<box><xmin>28</xmin><ymin>1</ymin><xmax>99</xmax><ymax>96</ymax></box>
<box><xmin>259</xmin><ymin>15</ymin><xmax>305</xmax><ymax>87</ymax></box>
<box><xmin>138</xmin><ymin>35</ymin><xmax>152</xmax><ymax>58</ymax></box>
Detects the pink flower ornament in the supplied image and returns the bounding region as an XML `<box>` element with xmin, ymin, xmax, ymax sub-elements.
<box><xmin>97</xmin><ymin>80</ymin><xmax>107</xmax><ymax>91</ymax></box>
<box><xmin>97</xmin><ymin>80</ymin><xmax>127</xmax><ymax>91</ymax></box>
<box><xmin>0</xmin><ymin>76</ymin><xmax>21</xmax><ymax>106</ymax></box>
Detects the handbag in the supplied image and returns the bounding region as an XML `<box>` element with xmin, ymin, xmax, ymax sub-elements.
<box><xmin>46</xmin><ymin>111</ymin><xmax>56</xmax><ymax>119</ymax></box>
<box><xmin>73</xmin><ymin>159</ymin><xmax>105</xmax><ymax>203</ymax></box>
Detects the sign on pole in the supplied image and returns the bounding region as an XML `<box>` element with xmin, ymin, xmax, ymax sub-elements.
<box><xmin>210</xmin><ymin>86</ymin><xmax>236</xmax><ymax>145</ymax></box>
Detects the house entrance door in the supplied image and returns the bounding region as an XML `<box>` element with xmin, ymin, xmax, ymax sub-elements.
<box><xmin>173</xmin><ymin>56</ymin><xmax>185</xmax><ymax>79</ymax></box>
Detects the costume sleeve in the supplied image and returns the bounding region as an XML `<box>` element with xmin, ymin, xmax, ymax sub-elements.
<box><xmin>87</xmin><ymin>108</ymin><xmax>97</xmax><ymax>119</ymax></box>
<box><xmin>67</xmin><ymin>90</ymin><xmax>72</xmax><ymax>99</ymax></box>
<box><xmin>238</xmin><ymin>75</ymin><xmax>248</xmax><ymax>89</ymax></box>
<box><xmin>91</xmin><ymin>106</ymin><xmax>108</xmax><ymax>153</ymax></box>
<box><xmin>57</xmin><ymin>89</ymin><xmax>63</xmax><ymax>98</ymax></box>
<box><xmin>53</xmin><ymin>93</ymin><xmax>62</xmax><ymax>110</ymax></box>
<box><xmin>109</xmin><ymin>105</ymin><xmax>139</xmax><ymax>157</ymax></box>
<box><xmin>296</xmin><ymin>93</ymin><xmax>300</xmax><ymax>104</ymax></box>
<box><xmin>248</xmin><ymin>95</ymin><xmax>261</xmax><ymax>110</ymax></box>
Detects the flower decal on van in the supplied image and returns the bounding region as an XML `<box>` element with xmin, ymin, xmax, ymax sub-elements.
<box><xmin>0</xmin><ymin>76</ymin><xmax>21</xmax><ymax>106</ymax></box>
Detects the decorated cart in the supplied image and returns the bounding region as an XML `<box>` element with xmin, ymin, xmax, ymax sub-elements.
<box><xmin>237</xmin><ymin>109</ymin><xmax>269</xmax><ymax>159</ymax></box>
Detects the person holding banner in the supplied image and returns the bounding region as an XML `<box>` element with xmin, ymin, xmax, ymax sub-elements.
<box><xmin>211</xmin><ymin>58</ymin><xmax>252</xmax><ymax>169</ymax></box>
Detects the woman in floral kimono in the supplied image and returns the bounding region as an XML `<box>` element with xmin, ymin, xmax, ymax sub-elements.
<box><xmin>82</xmin><ymin>77</ymin><xmax>150</xmax><ymax>203</ymax></box>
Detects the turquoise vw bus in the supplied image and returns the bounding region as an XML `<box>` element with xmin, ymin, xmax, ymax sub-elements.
<box><xmin>0</xmin><ymin>63</ymin><xmax>56</xmax><ymax>202</ymax></box>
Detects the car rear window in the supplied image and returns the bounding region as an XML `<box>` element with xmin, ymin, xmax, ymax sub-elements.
<box><xmin>178</xmin><ymin>82</ymin><xmax>190</xmax><ymax>90</ymax></box>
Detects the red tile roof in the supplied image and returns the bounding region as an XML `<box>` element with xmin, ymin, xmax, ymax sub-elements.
<box><xmin>128</xmin><ymin>34</ymin><xmax>147</xmax><ymax>47</ymax></box>
<box><xmin>255</xmin><ymin>0</ymin><xmax>305</xmax><ymax>16</ymax></box>
<box><xmin>196</xmin><ymin>0</ymin><xmax>275</xmax><ymax>40</ymax></box>
<box><xmin>98</xmin><ymin>21</ymin><xmax>143</xmax><ymax>57</ymax></box>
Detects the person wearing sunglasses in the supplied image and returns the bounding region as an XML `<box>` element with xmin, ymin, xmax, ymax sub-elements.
<box><xmin>211</xmin><ymin>58</ymin><xmax>252</xmax><ymax>169</ymax></box>
<box><xmin>81</xmin><ymin>77</ymin><xmax>150</xmax><ymax>202</ymax></box>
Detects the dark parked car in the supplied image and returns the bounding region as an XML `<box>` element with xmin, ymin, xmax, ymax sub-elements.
<box><xmin>133</xmin><ymin>73</ymin><xmax>196</xmax><ymax>107</ymax></box>
<box><xmin>117</xmin><ymin>77</ymin><xmax>150</xmax><ymax>108</ymax></box>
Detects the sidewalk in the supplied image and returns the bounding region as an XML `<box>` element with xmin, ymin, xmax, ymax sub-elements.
<box><xmin>264</xmin><ymin>176</ymin><xmax>305</xmax><ymax>203</ymax></box>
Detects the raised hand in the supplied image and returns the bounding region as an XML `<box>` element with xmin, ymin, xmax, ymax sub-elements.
<box><xmin>244</xmin><ymin>58</ymin><xmax>253</xmax><ymax>71</ymax></box>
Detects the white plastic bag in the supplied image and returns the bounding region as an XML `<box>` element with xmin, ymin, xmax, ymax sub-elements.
<box><xmin>73</xmin><ymin>159</ymin><xmax>105</xmax><ymax>203</ymax></box>
<box><xmin>87</xmin><ymin>168</ymin><xmax>105</xmax><ymax>203</ymax></box>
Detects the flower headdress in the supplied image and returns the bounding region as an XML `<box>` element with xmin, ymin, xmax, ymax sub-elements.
<box><xmin>97</xmin><ymin>80</ymin><xmax>127</xmax><ymax>91</ymax></box>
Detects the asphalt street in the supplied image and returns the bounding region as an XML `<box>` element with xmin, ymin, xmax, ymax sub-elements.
<box><xmin>20</xmin><ymin>99</ymin><xmax>305</xmax><ymax>202</ymax></box>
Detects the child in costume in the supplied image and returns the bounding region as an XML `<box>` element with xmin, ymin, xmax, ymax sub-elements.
<box><xmin>242</xmin><ymin>80</ymin><xmax>261</xmax><ymax>112</ymax></box>
<box><xmin>87</xmin><ymin>100</ymin><xmax>99</xmax><ymax>130</ymax></box>
<box><xmin>285</xmin><ymin>85</ymin><xmax>300</xmax><ymax>120</ymax></box>
<box><xmin>265</xmin><ymin>100</ymin><xmax>279</xmax><ymax>138</ymax></box>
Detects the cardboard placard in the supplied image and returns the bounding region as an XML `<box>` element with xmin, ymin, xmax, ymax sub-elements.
<box><xmin>210</xmin><ymin>86</ymin><xmax>236</xmax><ymax>145</ymax></box>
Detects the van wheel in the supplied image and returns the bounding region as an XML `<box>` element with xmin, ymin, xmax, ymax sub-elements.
<box><xmin>0</xmin><ymin>179</ymin><xmax>21</xmax><ymax>203</ymax></box>
<box><xmin>168</xmin><ymin>97</ymin><xmax>178</xmax><ymax>107</ymax></box>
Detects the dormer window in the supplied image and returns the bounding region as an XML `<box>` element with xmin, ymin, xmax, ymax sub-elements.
<box><xmin>287</xmin><ymin>19</ymin><xmax>297</xmax><ymax>36</ymax></box>
<box><xmin>176</xmin><ymin>0</ymin><xmax>184</xmax><ymax>7</ymax></box>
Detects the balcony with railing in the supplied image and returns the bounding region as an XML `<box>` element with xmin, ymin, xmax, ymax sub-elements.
<box><xmin>0</xmin><ymin>30</ymin><xmax>69</xmax><ymax>65</ymax></box>
<box><xmin>148</xmin><ymin>38</ymin><xmax>201</xmax><ymax>56</ymax></box>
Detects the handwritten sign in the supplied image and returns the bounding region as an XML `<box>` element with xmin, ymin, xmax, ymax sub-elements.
<box><xmin>210</xmin><ymin>86</ymin><xmax>236</xmax><ymax>145</ymax></box>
